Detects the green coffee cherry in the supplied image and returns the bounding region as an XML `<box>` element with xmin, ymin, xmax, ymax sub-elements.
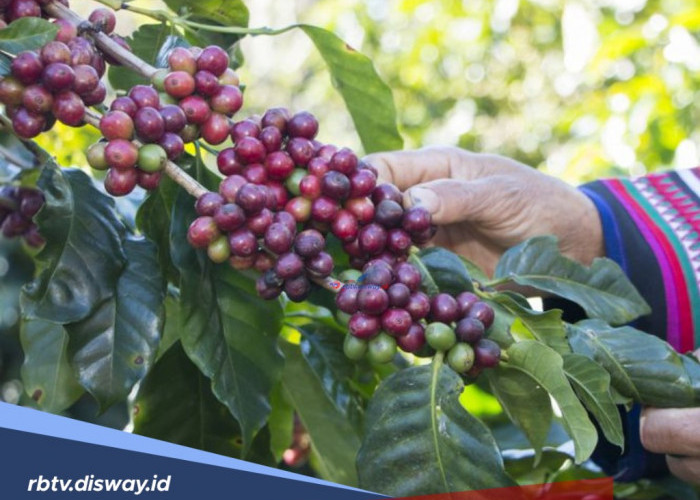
<box><xmin>86</xmin><ymin>142</ymin><xmax>109</xmax><ymax>170</ymax></box>
<box><xmin>207</xmin><ymin>235</ymin><xmax>231</xmax><ymax>263</ymax></box>
<box><xmin>368</xmin><ymin>332</ymin><xmax>397</xmax><ymax>364</ymax></box>
<box><xmin>138</xmin><ymin>144</ymin><xmax>167</xmax><ymax>173</ymax></box>
<box><xmin>285</xmin><ymin>168</ymin><xmax>306</xmax><ymax>197</ymax></box>
<box><xmin>343</xmin><ymin>335</ymin><xmax>368</xmax><ymax>361</ymax></box>
<box><xmin>425</xmin><ymin>322</ymin><xmax>457</xmax><ymax>351</ymax></box>
<box><xmin>447</xmin><ymin>343</ymin><xmax>475</xmax><ymax>373</ymax></box>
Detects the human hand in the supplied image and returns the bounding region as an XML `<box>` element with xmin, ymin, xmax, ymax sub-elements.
<box><xmin>365</xmin><ymin>146</ymin><xmax>605</xmax><ymax>276</ymax></box>
<box><xmin>640</xmin><ymin>349</ymin><xmax>700</xmax><ymax>485</ymax></box>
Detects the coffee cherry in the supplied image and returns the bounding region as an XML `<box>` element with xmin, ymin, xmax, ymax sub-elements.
<box><xmin>246</xmin><ymin>208</ymin><xmax>273</xmax><ymax>236</ymax></box>
<box><xmin>425</xmin><ymin>322</ymin><xmax>457</xmax><ymax>351</ymax></box>
<box><xmin>53</xmin><ymin>19</ymin><xmax>77</xmax><ymax>43</ymax></box>
<box><xmin>362</xmin><ymin>263</ymin><xmax>393</xmax><ymax>288</ymax></box>
<box><xmin>455</xmin><ymin>317</ymin><xmax>485</xmax><ymax>344</ymax></box>
<box><xmin>260</xmin><ymin>125</ymin><xmax>283</xmax><ymax>152</ymax></box>
<box><xmin>158</xmin><ymin>132</ymin><xmax>185</xmax><ymax>160</ymax></box>
<box><xmin>387</xmin><ymin>228</ymin><xmax>411</xmax><ymax>254</ymax></box>
<box><xmin>286</xmin><ymin>137</ymin><xmax>315</xmax><ymax>166</ymax></box>
<box><xmin>397</xmin><ymin>323</ymin><xmax>426</xmax><ymax>353</ymax></box>
<box><xmin>210</xmin><ymin>85</ymin><xmax>242</xmax><ymax>115</ymax></box>
<box><xmin>264</xmin><ymin>222</ymin><xmax>293</xmax><ymax>254</ymax></box>
<box><xmin>329</xmin><ymin>148</ymin><xmax>357</xmax><ymax>175</ymax></box>
<box><xmin>306</xmin><ymin>251</ymin><xmax>333</xmax><ymax>278</ymax></box>
<box><xmin>285</xmin><ymin>196</ymin><xmax>312</xmax><ymax>222</ymax></box>
<box><xmin>137</xmin><ymin>144</ymin><xmax>167</xmax><ymax>173</ymax></box>
<box><xmin>194</xmin><ymin>70</ymin><xmax>220</xmax><ymax>97</ymax></box>
<box><xmin>381</xmin><ymin>308</ymin><xmax>412</xmax><ymax>337</ymax></box>
<box><xmin>42</xmin><ymin>62</ymin><xmax>74</xmax><ymax>92</ymax></box>
<box><xmin>201</xmin><ymin>113</ymin><xmax>230</xmax><ymax>145</ymax></box>
<box><xmin>105</xmin><ymin>139</ymin><xmax>138</xmax><ymax>170</ymax></box>
<box><xmin>100</xmin><ymin>110</ymin><xmax>134</xmax><ymax>140</ymax></box>
<box><xmin>345</xmin><ymin>197</ymin><xmax>375</xmax><ymax>224</ymax></box>
<box><xmin>331</xmin><ymin>209</ymin><xmax>359</xmax><ymax>243</ymax></box>
<box><xmin>217</xmin><ymin>148</ymin><xmax>243</xmax><ymax>176</ymax></box>
<box><xmin>402</xmin><ymin>206</ymin><xmax>432</xmax><ymax>234</ymax></box>
<box><xmin>447</xmin><ymin>343</ymin><xmax>475</xmax><ymax>373</ymax></box>
<box><xmin>110</xmin><ymin>96</ymin><xmax>138</xmax><ymax>118</ymax></box>
<box><xmin>368</xmin><ymin>332</ymin><xmax>397</xmax><ymax>364</ymax></box>
<box><xmin>179</xmin><ymin>123</ymin><xmax>200</xmax><ymax>143</ymax></box>
<box><xmin>80</xmin><ymin>81</ymin><xmax>106</xmax><ymax>106</ymax></box>
<box><xmin>266</xmin><ymin>181</ymin><xmax>289</xmax><ymax>210</ymax></box>
<box><xmin>406</xmin><ymin>292</ymin><xmax>430</xmax><ymax>320</ymax></box>
<box><xmin>254</xmin><ymin>252</ymin><xmax>276</xmax><ymax>273</ymax></box>
<box><xmin>52</xmin><ymin>90</ymin><xmax>84</xmax><ymax>126</ymax></box>
<box><xmin>372</xmin><ymin>183</ymin><xmax>403</xmax><ymax>205</ymax></box>
<box><xmin>11</xmin><ymin>51</ymin><xmax>43</xmax><ymax>85</ymax></box>
<box><xmin>135</xmin><ymin>106</ymin><xmax>165</xmax><ymax>143</ymax></box>
<box><xmin>89</xmin><ymin>8</ymin><xmax>116</xmax><ymax>34</ymax></box>
<box><xmin>375</xmin><ymin>200</ymin><xmax>404</xmax><ymax>228</ymax></box>
<box><xmin>284</xmin><ymin>274</ymin><xmax>312</xmax><ymax>302</ymax></box>
<box><xmin>283</xmin><ymin>168</ymin><xmax>305</xmax><ymax>197</ymax></box>
<box><xmin>235</xmin><ymin>137</ymin><xmax>266</xmax><ymax>164</ymax></box>
<box><xmin>230</xmin><ymin>119</ymin><xmax>260</xmax><ymax>142</ymax></box>
<box><xmin>72</xmin><ymin>64</ymin><xmax>99</xmax><ymax>94</ymax></box>
<box><xmin>229</xmin><ymin>255</ymin><xmax>256</xmax><ymax>270</ymax></box>
<box><xmin>236</xmin><ymin>183</ymin><xmax>267</xmax><ymax>214</ymax></box>
<box><xmin>164</xmin><ymin>70</ymin><xmax>195</xmax><ymax>99</ymax></box>
<box><xmin>86</xmin><ymin>142</ymin><xmax>109</xmax><ymax>170</ymax></box>
<box><xmin>197</xmin><ymin>46</ymin><xmax>229</xmax><ymax>76</ymax></box>
<box><xmin>19</xmin><ymin>190</ymin><xmax>43</xmax><ymax>218</ymax></box>
<box><xmin>343</xmin><ymin>334</ymin><xmax>367</xmax><ymax>361</ymax></box>
<box><xmin>1</xmin><ymin>212</ymin><xmax>30</xmax><ymax>237</ymax></box>
<box><xmin>256</xmin><ymin>271</ymin><xmax>282</xmax><ymax>300</ymax></box>
<box><xmin>275</xmin><ymin>252</ymin><xmax>304</xmax><ymax>279</ymax></box>
<box><xmin>22</xmin><ymin>84</ymin><xmax>53</xmax><ymax>114</ymax></box>
<box><xmin>151</xmin><ymin>68</ymin><xmax>168</xmax><ymax>91</ymax></box>
<box><xmin>336</xmin><ymin>286</ymin><xmax>359</xmax><ymax>314</ymax></box>
<box><xmin>387</xmin><ymin>283</ymin><xmax>410</xmax><ymax>307</ymax></box>
<box><xmin>393</xmin><ymin>263</ymin><xmax>421</xmax><ymax>292</ymax></box>
<box><xmin>0</xmin><ymin>77</ymin><xmax>25</xmax><ymax>106</ymax></box>
<box><xmin>213</xmin><ymin>203</ymin><xmax>246</xmax><ymax>231</ymax></box>
<box><xmin>287</xmin><ymin>111</ymin><xmax>319</xmax><ymax>139</ymax></box>
<box><xmin>358</xmin><ymin>223</ymin><xmax>387</xmax><ymax>255</ymax></box>
<box><xmin>456</xmin><ymin>292</ymin><xmax>479</xmax><ymax>316</ymax></box>
<box><xmin>265</xmin><ymin>151</ymin><xmax>295</xmax><ymax>180</ymax></box>
<box><xmin>228</xmin><ymin>227</ymin><xmax>258</xmax><ymax>257</ymax></box>
<box><xmin>294</xmin><ymin>229</ymin><xmax>326</xmax><ymax>259</ymax></box>
<box><xmin>430</xmin><ymin>293</ymin><xmax>460</xmax><ymax>324</ymax></box>
<box><xmin>168</xmin><ymin>47</ymin><xmax>197</xmax><ymax>74</ymax></box>
<box><xmin>321</xmin><ymin>171</ymin><xmax>351</xmax><ymax>200</ymax></box>
<box><xmin>311</xmin><ymin>196</ymin><xmax>339</xmax><ymax>223</ymax></box>
<box><xmin>68</xmin><ymin>37</ymin><xmax>94</xmax><ymax>67</ymax></box>
<box><xmin>129</xmin><ymin>85</ymin><xmax>160</xmax><ymax>109</ymax></box>
<box><xmin>349</xmin><ymin>169</ymin><xmax>376</xmax><ymax>198</ymax></box>
<box><xmin>11</xmin><ymin>108</ymin><xmax>44</xmax><ymax>138</ymax></box>
<box><xmin>261</xmin><ymin>107</ymin><xmax>290</xmax><ymax>132</ymax></box>
<box><xmin>187</xmin><ymin>216</ymin><xmax>220</xmax><ymax>248</ymax></box>
<box><xmin>468</xmin><ymin>302</ymin><xmax>495</xmax><ymax>329</ymax></box>
<box><xmin>219</xmin><ymin>175</ymin><xmax>248</xmax><ymax>203</ymax></box>
<box><xmin>474</xmin><ymin>339</ymin><xmax>501</xmax><ymax>368</ymax></box>
<box><xmin>104</xmin><ymin>167</ymin><xmax>138</xmax><ymax>197</ymax></box>
<box><xmin>349</xmin><ymin>312</ymin><xmax>381</xmax><ymax>339</ymax></box>
<box><xmin>272</xmin><ymin>210</ymin><xmax>296</xmax><ymax>234</ymax></box>
<box><xmin>160</xmin><ymin>104</ymin><xmax>187</xmax><ymax>133</ymax></box>
<box><xmin>307</xmin><ymin>157</ymin><xmax>330</xmax><ymax>177</ymax></box>
<box><xmin>219</xmin><ymin>68</ymin><xmax>240</xmax><ymax>86</ymax></box>
<box><xmin>357</xmin><ymin>286</ymin><xmax>389</xmax><ymax>315</ymax></box>
<box><xmin>299</xmin><ymin>175</ymin><xmax>321</xmax><ymax>200</ymax></box>
<box><xmin>41</xmin><ymin>41</ymin><xmax>71</xmax><ymax>65</ymax></box>
<box><xmin>207</xmin><ymin>235</ymin><xmax>231</xmax><ymax>263</ymax></box>
<box><xmin>24</xmin><ymin>225</ymin><xmax>45</xmax><ymax>248</ymax></box>
<box><xmin>137</xmin><ymin>171</ymin><xmax>162</xmax><ymax>191</ymax></box>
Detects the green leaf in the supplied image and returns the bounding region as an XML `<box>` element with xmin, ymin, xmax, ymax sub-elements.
<box><xmin>133</xmin><ymin>342</ymin><xmax>247</xmax><ymax>458</ymax></box>
<box><xmin>494</xmin><ymin>236</ymin><xmax>650</xmax><ymax>325</ymax></box>
<box><xmin>298</xmin><ymin>325</ymin><xmax>363</xmax><ymax>431</ymax></box>
<box><xmin>280</xmin><ymin>341</ymin><xmax>361</xmax><ymax>487</ymax></box>
<box><xmin>357</xmin><ymin>362</ymin><xmax>514</xmax><ymax>495</ymax></box>
<box><xmin>504</xmin><ymin>341</ymin><xmax>598</xmax><ymax>463</ymax></box>
<box><xmin>299</xmin><ymin>25</ymin><xmax>403</xmax><ymax>154</ymax></box>
<box><xmin>65</xmin><ymin>238</ymin><xmax>165</xmax><ymax>409</ymax></box>
<box><xmin>20</xmin><ymin>318</ymin><xmax>84</xmax><ymax>413</ymax></box>
<box><xmin>491</xmin><ymin>292</ymin><xmax>570</xmax><ymax>354</ymax></box>
<box><xmin>171</xmin><ymin>191</ymin><xmax>283</xmax><ymax>452</ymax></box>
<box><xmin>21</xmin><ymin>166</ymin><xmax>127</xmax><ymax>323</ymax></box>
<box><xmin>163</xmin><ymin>0</ymin><xmax>249</xmax><ymax>48</ymax></box>
<box><xmin>268</xmin><ymin>382</ymin><xmax>294</xmax><ymax>463</ymax></box>
<box><xmin>568</xmin><ymin>319</ymin><xmax>700</xmax><ymax>407</ymax></box>
<box><xmin>0</xmin><ymin>18</ymin><xmax>58</xmax><ymax>55</ymax></box>
<box><xmin>563</xmin><ymin>353</ymin><xmax>624</xmax><ymax>449</ymax></box>
<box><xmin>156</xmin><ymin>296</ymin><xmax>181</xmax><ymax>361</ymax></box>
<box><xmin>136</xmin><ymin>176</ymin><xmax>181</xmax><ymax>284</ymax></box>
<box><xmin>487</xmin><ymin>367</ymin><xmax>552</xmax><ymax>465</ymax></box>
<box><xmin>108</xmin><ymin>24</ymin><xmax>175</xmax><ymax>91</ymax></box>
<box><xmin>409</xmin><ymin>247</ymin><xmax>474</xmax><ymax>296</ymax></box>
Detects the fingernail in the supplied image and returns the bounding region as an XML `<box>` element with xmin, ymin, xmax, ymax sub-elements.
<box><xmin>408</xmin><ymin>187</ymin><xmax>439</xmax><ymax>213</ymax></box>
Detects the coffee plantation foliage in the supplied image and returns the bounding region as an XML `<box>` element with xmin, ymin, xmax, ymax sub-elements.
<box><xmin>2</xmin><ymin>1</ymin><xmax>700</xmax><ymax>499</ymax></box>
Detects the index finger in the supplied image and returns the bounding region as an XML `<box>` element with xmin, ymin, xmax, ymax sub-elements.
<box><xmin>363</xmin><ymin>146</ymin><xmax>460</xmax><ymax>189</ymax></box>
<box><xmin>640</xmin><ymin>407</ymin><xmax>700</xmax><ymax>456</ymax></box>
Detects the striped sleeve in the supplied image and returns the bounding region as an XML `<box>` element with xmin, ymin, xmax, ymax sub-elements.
<box><xmin>578</xmin><ymin>167</ymin><xmax>700</xmax><ymax>481</ymax></box>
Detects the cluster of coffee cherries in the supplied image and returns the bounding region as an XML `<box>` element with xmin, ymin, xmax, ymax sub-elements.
<box><xmin>0</xmin><ymin>184</ymin><xmax>44</xmax><ymax>247</ymax></box>
<box><xmin>85</xmin><ymin>45</ymin><xmax>242</xmax><ymax>197</ymax></box>
<box><xmin>0</xmin><ymin>7</ymin><xmax>129</xmax><ymax>139</ymax></box>
<box><xmin>0</xmin><ymin>0</ymin><xmax>68</xmax><ymax>27</ymax></box>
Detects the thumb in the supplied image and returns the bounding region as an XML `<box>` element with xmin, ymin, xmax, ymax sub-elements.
<box><xmin>404</xmin><ymin>177</ymin><xmax>509</xmax><ymax>226</ymax></box>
